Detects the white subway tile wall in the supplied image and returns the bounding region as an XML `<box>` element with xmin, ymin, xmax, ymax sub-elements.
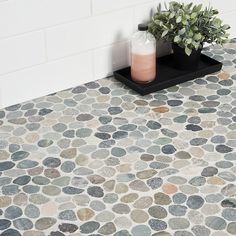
<box><xmin>0</xmin><ymin>0</ymin><xmax>235</xmax><ymax>107</ymax></box>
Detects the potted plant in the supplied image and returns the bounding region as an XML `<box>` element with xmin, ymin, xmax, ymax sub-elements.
<box><xmin>148</xmin><ymin>1</ymin><xmax>230</xmax><ymax>70</ymax></box>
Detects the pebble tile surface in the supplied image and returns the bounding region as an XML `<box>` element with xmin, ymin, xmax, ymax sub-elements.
<box><xmin>1</xmin><ymin>41</ymin><xmax>236</xmax><ymax>235</ymax></box>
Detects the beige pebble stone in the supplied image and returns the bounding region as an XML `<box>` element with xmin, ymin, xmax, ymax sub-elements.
<box><xmin>152</xmin><ymin>232</ymin><xmax>172</xmax><ymax>236</ymax></box>
<box><xmin>218</xmin><ymin>71</ymin><xmax>230</xmax><ymax>80</ymax></box>
<box><xmin>172</xmin><ymin>139</ymin><xmax>189</xmax><ymax>150</ymax></box>
<box><xmin>0</xmin><ymin>150</ymin><xmax>10</xmax><ymax>160</ymax></box>
<box><xmin>211</xmin><ymin>232</ymin><xmax>229</xmax><ymax>236</ymax></box>
<box><xmin>172</xmin><ymin>160</ymin><xmax>190</xmax><ymax>169</ymax></box>
<box><xmin>77</xmin><ymin>208</ymin><xmax>95</xmax><ymax>221</ymax></box>
<box><xmin>162</xmin><ymin>183</ymin><xmax>178</xmax><ymax>194</ymax></box>
<box><xmin>181</xmin><ymin>166</ymin><xmax>203</xmax><ymax>176</ymax></box>
<box><xmin>121</xmin><ymin>155</ymin><xmax>140</xmax><ymax>163</ymax></box>
<box><xmin>58</xmin><ymin>116</ymin><xmax>74</xmax><ymax>123</ymax></box>
<box><xmin>5</xmin><ymin>169</ymin><xmax>26</xmax><ymax>177</ymax></box>
<box><xmin>130</xmin><ymin>209</ymin><xmax>149</xmax><ymax>223</ymax></box>
<box><xmin>117</xmin><ymin>138</ymin><xmax>134</xmax><ymax>147</ymax></box>
<box><xmin>121</xmin><ymin>193</ymin><xmax>139</xmax><ymax>203</ymax></box>
<box><xmin>116</xmin><ymin>164</ymin><xmax>132</xmax><ymax>173</ymax></box>
<box><xmin>227</xmin><ymin>131</ymin><xmax>236</xmax><ymax>139</ymax></box>
<box><xmin>13</xmin><ymin>193</ymin><xmax>28</xmax><ymax>206</ymax></box>
<box><xmin>152</xmin><ymin>106</ymin><xmax>169</xmax><ymax>113</ymax></box>
<box><xmin>75</xmin><ymin>154</ymin><xmax>89</xmax><ymax>166</ymax></box>
<box><xmin>88</xmin><ymin>160</ymin><xmax>104</xmax><ymax>169</ymax></box>
<box><xmin>0</xmin><ymin>196</ymin><xmax>12</xmax><ymax>208</ymax></box>
<box><xmin>133</xmin><ymin>196</ymin><xmax>153</xmax><ymax>209</ymax></box>
<box><xmin>188</xmin><ymin>147</ymin><xmax>204</xmax><ymax>158</ymax></box>
<box><xmin>25</xmin><ymin>133</ymin><xmax>40</xmax><ymax>143</ymax></box>
<box><xmin>179</xmin><ymin>131</ymin><xmax>197</xmax><ymax>140</ymax></box>
<box><xmin>55</xmin><ymin>196</ymin><xmax>71</xmax><ymax>203</ymax></box>
<box><xmin>41</xmin><ymin>201</ymin><xmax>57</xmax><ymax>216</ymax></box>
<box><xmin>9</xmin><ymin>136</ymin><xmax>24</xmax><ymax>144</ymax></box>
<box><xmin>201</xmin><ymin>121</ymin><xmax>216</xmax><ymax>128</ymax></box>
<box><xmin>97</xmin><ymin>96</ymin><xmax>110</xmax><ymax>102</ymax></box>
<box><xmin>136</xmin><ymin>169</ymin><xmax>157</xmax><ymax>179</ymax></box>
<box><xmin>98</xmin><ymin>166</ymin><xmax>116</xmax><ymax>178</ymax></box>
<box><xmin>103</xmin><ymin>180</ymin><xmax>115</xmax><ymax>192</ymax></box>
<box><xmin>69</xmin><ymin>233</ymin><xmax>83</xmax><ymax>236</ymax></box>
<box><xmin>114</xmin><ymin>216</ymin><xmax>132</xmax><ymax>229</ymax></box>
<box><xmin>200</xmin><ymin>185</ymin><xmax>220</xmax><ymax>194</ymax></box>
<box><xmin>95</xmin><ymin>210</ymin><xmax>115</xmax><ymax>222</ymax></box>
<box><xmin>41</xmin><ymin>119</ymin><xmax>57</xmax><ymax>126</ymax></box>
<box><xmin>179</xmin><ymin>185</ymin><xmax>199</xmax><ymax>195</ymax></box>
<box><xmin>187</xmin><ymin>210</ymin><xmax>204</xmax><ymax>224</ymax></box>
<box><xmin>201</xmin><ymin>204</ymin><xmax>221</xmax><ymax>215</ymax></box>
<box><xmin>58</xmin><ymin>202</ymin><xmax>76</xmax><ymax>211</ymax></box>
<box><xmin>60</xmin><ymin>148</ymin><xmax>77</xmax><ymax>159</ymax></box>
<box><xmin>72</xmin><ymin>195</ymin><xmax>90</xmax><ymax>206</ymax></box>
<box><xmin>207</xmin><ymin>176</ymin><xmax>225</xmax><ymax>185</ymax></box>
<box><xmin>204</xmin><ymin>153</ymin><xmax>223</xmax><ymax>162</ymax></box>
<box><xmin>198</xmin><ymin>130</ymin><xmax>214</xmax><ymax>138</ymax></box>
<box><xmin>115</xmin><ymin>183</ymin><xmax>128</xmax><ymax>194</ymax></box>
<box><xmin>23</xmin><ymin>231</ymin><xmax>45</xmax><ymax>236</ymax></box>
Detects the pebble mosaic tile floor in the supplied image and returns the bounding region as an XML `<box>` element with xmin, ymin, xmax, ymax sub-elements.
<box><xmin>1</xmin><ymin>41</ymin><xmax>236</xmax><ymax>236</ymax></box>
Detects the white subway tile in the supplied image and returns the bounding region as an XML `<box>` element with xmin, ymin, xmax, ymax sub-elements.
<box><xmin>92</xmin><ymin>0</ymin><xmax>153</xmax><ymax>15</ymax></box>
<box><xmin>220</xmin><ymin>11</ymin><xmax>236</xmax><ymax>38</ymax></box>
<box><xmin>133</xmin><ymin>1</ymin><xmax>157</xmax><ymax>27</ymax></box>
<box><xmin>209</xmin><ymin>0</ymin><xmax>236</xmax><ymax>13</ymax></box>
<box><xmin>46</xmin><ymin>8</ymin><xmax>133</xmax><ymax>60</ymax></box>
<box><xmin>0</xmin><ymin>31</ymin><xmax>46</xmax><ymax>75</ymax></box>
<box><xmin>0</xmin><ymin>51</ymin><xmax>93</xmax><ymax>108</ymax></box>
<box><xmin>93</xmin><ymin>41</ymin><xmax>130</xmax><ymax>80</ymax></box>
<box><xmin>0</xmin><ymin>0</ymin><xmax>90</xmax><ymax>38</ymax></box>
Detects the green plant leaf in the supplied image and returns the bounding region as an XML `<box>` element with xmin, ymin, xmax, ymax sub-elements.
<box><xmin>185</xmin><ymin>47</ymin><xmax>192</xmax><ymax>56</ymax></box>
<box><xmin>176</xmin><ymin>16</ymin><xmax>182</xmax><ymax>23</ymax></box>
<box><xmin>161</xmin><ymin>30</ymin><xmax>169</xmax><ymax>37</ymax></box>
<box><xmin>178</xmin><ymin>28</ymin><xmax>186</xmax><ymax>35</ymax></box>
<box><xmin>174</xmin><ymin>35</ymin><xmax>181</xmax><ymax>43</ymax></box>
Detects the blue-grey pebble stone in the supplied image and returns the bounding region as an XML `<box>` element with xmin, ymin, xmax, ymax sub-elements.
<box><xmin>17</xmin><ymin>160</ymin><xmax>38</xmax><ymax>169</ymax></box>
<box><xmin>186</xmin><ymin>195</ymin><xmax>204</xmax><ymax>209</ymax></box>
<box><xmin>191</xmin><ymin>225</ymin><xmax>210</xmax><ymax>236</ymax></box>
<box><xmin>13</xmin><ymin>175</ymin><xmax>31</xmax><ymax>185</ymax></box>
<box><xmin>162</xmin><ymin>145</ymin><xmax>176</xmax><ymax>154</ymax></box>
<box><xmin>0</xmin><ymin>161</ymin><xmax>15</xmax><ymax>171</ymax></box>
<box><xmin>1</xmin><ymin>229</ymin><xmax>21</xmax><ymax>236</ymax></box>
<box><xmin>147</xmin><ymin>177</ymin><xmax>163</xmax><ymax>189</ymax></box>
<box><xmin>0</xmin><ymin>177</ymin><xmax>12</xmax><ymax>186</ymax></box>
<box><xmin>0</xmin><ymin>219</ymin><xmax>11</xmax><ymax>230</ymax></box>
<box><xmin>169</xmin><ymin>205</ymin><xmax>187</xmax><ymax>216</ymax></box>
<box><xmin>39</xmin><ymin>108</ymin><xmax>53</xmax><ymax>116</ymax></box>
<box><xmin>189</xmin><ymin>176</ymin><xmax>206</xmax><ymax>186</ymax></box>
<box><xmin>4</xmin><ymin>206</ymin><xmax>22</xmax><ymax>219</ymax></box>
<box><xmin>131</xmin><ymin>225</ymin><xmax>151</xmax><ymax>236</ymax></box>
<box><xmin>148</xmin><ymin>219</ymin><xmax>167</xmax><ymax>231</ymax></box>
<box><xmin>59</xmin><ymin>210</ymin><xmax>77</xmax><ymax>221</ymax></box>
<box><xmin>80</xmin><ymin>221</ymin><xmax>100</xmax><ymax>234</ymax></box>
<box><xmin>23</xmin><ymin>185</ymin><xmax>40</xmax><ymax>194</ymax></box>
<box><xmin>216</xmin><ymin>145</ymin><xmax>233</xmax><ymax>153</ymax></box>
<box><xmin>13</xmin><ymin>218</ymin><xmax>33</xmax><ymax>230</ymax></box>
<box><xmin>61</xmin><ymin>161</ymin><xmax>75</xmax><ymax>173</ymax></box>
<box><xmin>25</xmin><ymin>204</ymin><xmax>40</xmax><ymax>218</ymax></box>
<box><xmin>205</xmin><ymin>216</ymin><xmax>226</xmax><ymax>230</ymax></box>
<box><xmin>62</xmin><ymin>186</ymin><xmax>84</xmax><ymax>195</ymax></box>
<box><xmin>111</xmin><ymin>147</ymin><xmax>126</xmax><ymax>157</ymax></box>
<box><xmin>222</xmin><ymin>208</ymin><xmax>236</xmax><ymax>221</ymax></box>
<box><xmin>2</xmin><ymin>185</ymin><xmax>19</xmax><ymax>195</ymax></box>
<box><xmin>87</xmin><ymin>186</ymin><xmax>104</xmax><ymax>198</ymax></box>
<box><xmin>173</xmin><ymin>193</ymin><xmax>187</xmax><ymax>204</ymax></box>
<box><xmin>11</xmin><ymin>151</ymin><xmax>29</xmax><ymax>161</ymax></box>
<box><xmin>147</xmin><ymin>121</ymin><xmax>161</xmax><ymax>130</ymax></box>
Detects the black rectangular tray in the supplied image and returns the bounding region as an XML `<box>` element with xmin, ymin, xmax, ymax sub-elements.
<box><xmin>113</xmin><ymin>53</ymin><xmax>222</xmax><ymax>95</ymax></box>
